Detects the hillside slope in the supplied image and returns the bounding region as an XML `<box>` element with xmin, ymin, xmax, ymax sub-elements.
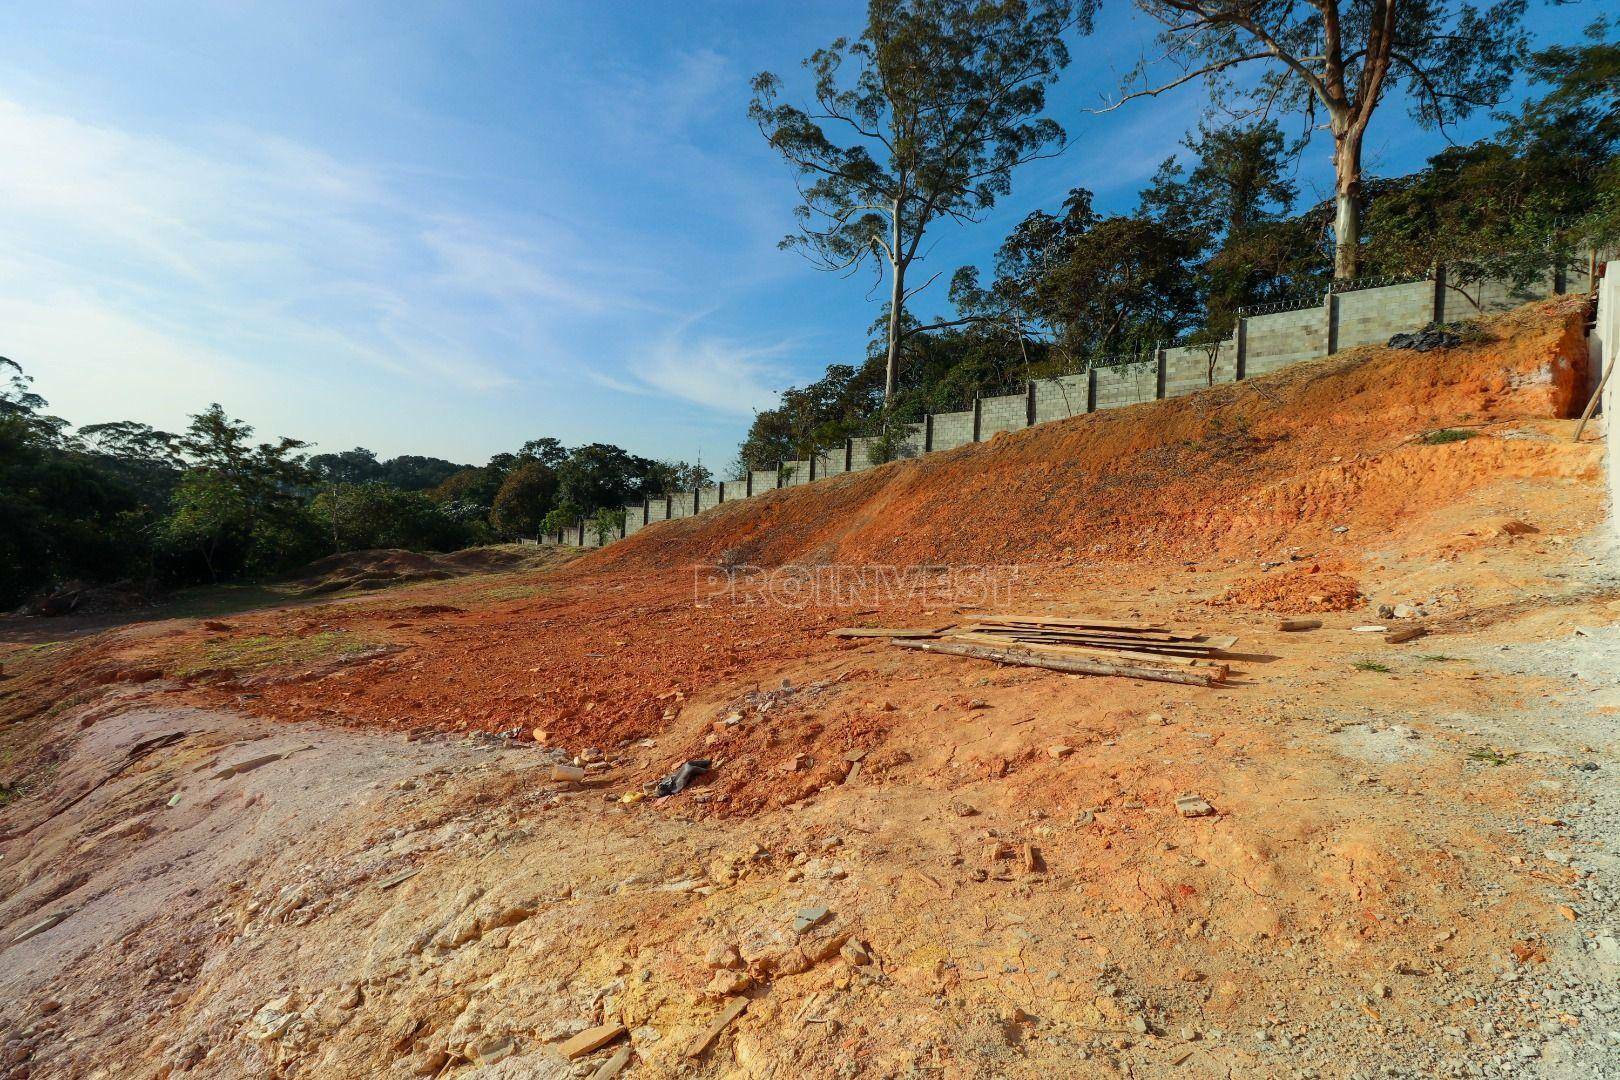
<box><xmin>597</xmin><ymin>300</ymin><xmax>1590</xmax><ymax>572</ymax></box>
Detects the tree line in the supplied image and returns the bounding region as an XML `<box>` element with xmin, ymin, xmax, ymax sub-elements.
<box><xmin>739</xmin><ymin>4</ymin><xmax>1617</xmax><ymax>471</ymax></box>
<box><xmin>0</xmin><ymin>362</ymin><xmax>710</xmax><ymax>608</ymax></box>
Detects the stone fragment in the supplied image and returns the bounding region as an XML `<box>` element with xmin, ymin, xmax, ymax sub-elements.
<box><xmin>1175</xmin><ymin>794</ymin><xmax>1215</xmax><ymax>818</ymax></box>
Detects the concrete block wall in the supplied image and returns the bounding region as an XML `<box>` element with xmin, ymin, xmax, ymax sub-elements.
<box><xmin>844</xmin><ymin>436</ymin><xmax>876</xmax><ymax>471</ymax></box>
<box><xmin>814</xmin><ymin>448</ymin><xmax>845</xmax><ymax>479</ymax></box>
<box><xmin>549</xmin><ymin>255</ymin><xmax>1599</xmax><ymax>550</ymax></box>
<box><xmin>930</xmin><ymin>410</ymin><xmax>974</xmax><ymax>451</ymax></box>
<box><xmin>1334</xmin><ymin>280</ymin><xmax>1435</xmax><ymax>351</ymax></box>
<box><xmin>1245</xmin><ymin>306</ymin><xmax>1325</xmax><ymax>376</ymax></box>
<box><xmin>1164</xmin><ymin>342</ymin><xmax>1235</xmax><ymax>398</ymax></box>
<box><xmin>978</xmin><ymin>392</ymin><xmax>1028</xmax><ymax>438</ymax></box>
<box><xmin>901</xmin><ymin>422</ymin><xmax>926</xmax><ymax>457</ymax></box>
<box><xmin>623</xmin><ymin>505</ymin><xmax>645</xmax><ymax>537</ymax></box>
<box><xmin>1032</xmin><ymin>373</ymin><xmax>1090</xmax><ymax>422</ymax></box>
<box><xmin>1093</xmin><ymin>360</ymin><xmax>1157</xmax><ymax>410</ymax></box>
<box><xmin>1439</xmin><ymin>269</ymin><xmax>1569</xmax><ymax>321</ymax></box>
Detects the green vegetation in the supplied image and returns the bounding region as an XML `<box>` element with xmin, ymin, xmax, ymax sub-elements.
<box><xmin>742</xmin><ymin>18</ymin><xmax>1618</xmax><ymax>471</ymax></box>
<box><xmin>1352</xmin><ymin>660</ymin><xmax>1393</xmax><ymax>673</ymax></box>
<box><xmin>171</xmin><ymin>631</ymin><xmax>384</xmax><ymax>678</ymax></box>
<box><xmin>0</xmin><ymin>361</ymin><xmax>710</xmax><ymax>608</ymax></box>
<box><xmin>1417</xmin><ymin>654</ymin><xmax>1461</xmax><ymax>662</ymax></box>
<box><xmin>1468</xmin><ymin>747</ymin><xmax>1517</xmax><ymax>767</ymax></box>
<box><xmin>1419</xmin><ymin>429</ymin><xmax>1479</xmax><ymax>445</ymax></box>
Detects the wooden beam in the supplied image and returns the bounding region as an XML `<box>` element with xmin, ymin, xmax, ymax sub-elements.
<box><xmin>890</xmin><ymin>638</ymin><xmax>1226</xmax><ymax>687</ymax></box>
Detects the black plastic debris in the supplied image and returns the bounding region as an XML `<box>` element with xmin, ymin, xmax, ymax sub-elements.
<box><xmin>652</xmin><ymin>758</ymin><xmax>711</xmax><ymax>797</ymax></box>
<box><xmin>1388</xmin><ymin>328</ymin><xmax>1461</xmax><ymax>352</ymax></box>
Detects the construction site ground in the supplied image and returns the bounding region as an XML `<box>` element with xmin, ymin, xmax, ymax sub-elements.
<box><xmin>2</xmin><ymin>300</ymin><xmax>1619</xmax><ymax>1079</ymax></box>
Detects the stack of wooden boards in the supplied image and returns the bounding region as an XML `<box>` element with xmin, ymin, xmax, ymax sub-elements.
<box><xmin>834</xmin><ymin>615</ymin><xmax>1236</xmax><ymax>687</ymax></box>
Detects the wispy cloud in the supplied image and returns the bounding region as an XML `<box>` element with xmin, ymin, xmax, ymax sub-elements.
<box><xmin>0</xmin><ymin>93</ymin><xmax>703</xmax><ymax>435</ymax></box>
<box><xmin>624</xmin><ymin>322</ymin><xmax>792</xmax><ymax>416</ymax></box>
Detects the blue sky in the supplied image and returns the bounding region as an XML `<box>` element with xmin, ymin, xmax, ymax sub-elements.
<box><xmin>0</xmin><ymin>1</ymin><xmax>1590</xmax><ymax>470</ymax></box>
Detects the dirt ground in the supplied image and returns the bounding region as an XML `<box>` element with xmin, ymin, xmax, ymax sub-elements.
<box><xmin>2</xmin><ymin>301</ymin><xmax>1619</xmax><ymax>1078</ymax></box>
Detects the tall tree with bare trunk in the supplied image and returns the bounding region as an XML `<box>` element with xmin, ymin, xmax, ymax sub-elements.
<box><xmin>1104</xmin><ymin>0</ymin><xmax>1527</xmax><ymax>279</ymax></box>
<box><xmin>751</xmin><ymin>0</ymin><xmax>1086</xmax><ymax>403</ymax></box>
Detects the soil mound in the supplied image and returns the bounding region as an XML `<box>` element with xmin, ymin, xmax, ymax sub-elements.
<box><xmin>287</xmin><ymin>544</ymin><xmax>568</xmax><ymax>596</ymax></box>
<box><xmin>591</xmin><ymin>300</ymin><xmax>1589</xmax><ymax>573</ymax></box>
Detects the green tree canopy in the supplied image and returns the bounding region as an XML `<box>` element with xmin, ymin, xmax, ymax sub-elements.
<box><xmin>751</xmin><ymin>0</ymin><xmax>1084</xmax><ymax>402</ymax></box>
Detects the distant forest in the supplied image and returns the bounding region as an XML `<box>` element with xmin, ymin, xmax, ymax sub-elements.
<box><xmin>3</xmin><ymin>9</ymin><xmax>1615</xmax><ymax>609</ymax></box>
<box><xmin>0</xmin><ymin>372</ymin><xmax>711</xmax><ymax>607</ymax></box>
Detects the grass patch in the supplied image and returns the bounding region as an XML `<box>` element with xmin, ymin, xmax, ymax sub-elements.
<box><xmin>1468</xmin><ymin>747</ymin><xmax>1516</xmax><ymax>767</ymax></box>
<box><xmin>1352</xmin><ymin>660</ymin><xmax>1393</xmax><ymax>673</ymax></box>
<box><xmin>1418</xmin><ymin>428</ymin><xmax>1477</xmax><ymax>446</ymax></box>
<box><xmin>1417</xmin><ymin>654</ymin><xmax>1459</xmax><ymax>662</ymax></box>
<box><xmin>172</xmin><ymin>631</ymin><xmax>383</xmax><ymax>678</ymax></box>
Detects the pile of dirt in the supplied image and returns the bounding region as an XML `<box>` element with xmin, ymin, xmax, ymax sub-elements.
<box><xmin>11</xmin><ymin>579</ymin><xmax>155</xmax><ymax>618</ymax></box>
<box><xmin>286</xmin><ymin>544</ymin><xmax>570</xmax><ymax>596</ymax></box>
<box><xmin>1209</xmin><ymin>565</ymin><xmax>1365</xmax><ymax>612</ymax></box>
<box><xmin>589</xmin><ymin>299</ymin><xmax>1590</xmax><ymax>574</ymax></box>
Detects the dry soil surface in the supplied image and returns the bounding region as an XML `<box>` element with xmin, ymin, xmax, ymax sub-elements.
<box><xmin>2</xmin><ymin>303</ymin><xmax>1618</xmax><ymax>1079</ymax></box>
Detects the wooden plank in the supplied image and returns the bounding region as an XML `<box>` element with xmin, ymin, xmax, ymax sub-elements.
<box><xmin>686</xmin><ymin>997</ymin><xmax>748</xmax><ymax>1059</ymax></box>
<box><xmin>972</xmin><ymin>619</ymin><xmax>1181</xmax><ymax>641</ymax></box>
<box><xmin>962</xmin><ymin>628</ymin><xmax>1221</xmax><ymax>656</ymax></box>
<box><xmin>890</xmin><ymin>638</ymin><xmax>1225</xmax><ymax>687</ymax></box>
<box><xmin>946</xmin><ymin>632</ymin><xmax>1203</xmax><ymax>667</ymax></box>
<box><xmin>977</xmin><ymin>614</ymin><xmax>1171</xmax><ymax>632</ymax></box>
<box><xmin>561</xmin><ymin>1023</ymin><xmax>627</xmax><ymax>1060</ymax></box>
<box><xmin>830</xmin><ymin>627</ymin><xmax>943</xmax><ymax>638</ymax></box>
<box><xmin>589</xmin><ymin>1045</ymin><xmax>633</xmax><ymax>1080</ymax></box>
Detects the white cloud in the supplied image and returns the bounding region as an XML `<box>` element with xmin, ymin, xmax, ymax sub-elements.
<box><xmin>0</xmin><ymin>94</ymin><xmax>672</xmax><ymax>424</ymax></box>
<box><xmin>628</xmin><ymin>329</ymin><xmax>790</xmax><ymax>416</ymax></box>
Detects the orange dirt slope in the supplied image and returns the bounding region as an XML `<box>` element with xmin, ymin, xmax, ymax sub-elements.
<box><xmin>592</xmin><ymin>299</ymin><xmax>1591</xmax><ymax>572</ymax></box>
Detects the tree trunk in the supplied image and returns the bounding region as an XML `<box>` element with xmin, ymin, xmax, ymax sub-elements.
<box><xmin>884</xmin><ymin>259</ymin><xmax>904</xmax><ymax>403</ymax></box>
<box><xmin>884</xmin><ymin>199</ymin><xmax>905</xmax><ymax>403</ymax></box>
<box><xmin>1331</xmin><ymin>122</ymin><xmax>1364</xmax><ymax>280</ymax></box>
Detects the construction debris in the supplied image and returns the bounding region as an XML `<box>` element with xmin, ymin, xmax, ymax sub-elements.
<box><xmin>831</xmin><ymin>627</ymin><xmax>945</xmax><ymax>638</ymax></box>
<box><xmin>1277</xmin><ymin>618</ymin><xmax>1323</xmax><ymax>632</ymax></box>
<box><xmin>650</xmin><ymin>759</ymin><xmax>711</xmax><ymax>798</ymax></box>
<box><xmin>559</xmin><ymin>1022</ymin><xmax>628</xmax><ymax>1060</ymax></box>
<box><xmin>685</xmin><ymin>997</ymin><xmax>748</xmax><ymax>1059</ymax></box>
<box><xmin>1386</xmin><ymin>626</ymin><xmax>1429</xmax><ymax>644</ymax></box>
<box><xmin>1176</xmin><ymin>794</ymin><xmax>1217</xmax><ymax>818</ymax></box>
<box><xmin>882</xmin><ymin>615</ymin><xmax>1235</xmax><ymax>686</ymax></box>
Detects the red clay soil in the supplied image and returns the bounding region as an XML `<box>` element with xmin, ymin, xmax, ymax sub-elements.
<box><xmin>1209</xmin><ymin>566</ymin><xmax>1365</xmax><ymax>612</ymax></box>
<box><xmin>591</xmin><ymin>299</ymin><xmax>1590</xmax><ymax>572</ymax></box>
<box><xmin>17</xmin><ymin>300</ymin><xmax>1594</xmax><ymax>817</ymax></box>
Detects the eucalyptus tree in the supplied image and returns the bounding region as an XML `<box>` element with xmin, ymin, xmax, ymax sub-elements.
<box><xmin>751</xmin><ymin>0</ymin><xmax>1086</xmax><ymax>402</ymax></box>
<box><xmin>1104</xmin><ymin>0</ymin><xmax>1528</xmax><ymax>278</ymax></box>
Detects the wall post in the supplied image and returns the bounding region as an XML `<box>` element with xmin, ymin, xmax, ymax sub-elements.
<box><xmin>1324</xmin><ymin>287</ymin><xmax>1338</xmax><ymax>355</ymax></box>
<box><xmin>1431</xmin><ymin>264</ymin><xmax>1448</xmax><ymax>324</ymax></box>
<box><xmin>1086</xmin><ymin>368</ymin><xmax>1098</xmax><ymax>413</ymax></box>
<box><xmin>692</xmin><ymin>490</ymin><xmax>700</xmax><ymax>515</ymax></box>
<box><xmin>924</xmin><ymin>414</ymin><xmax>934</xmax><ymax>452</ymax></box>
<box><xmin>845</xmin><ymin>438</ymin><xmax>854</xmax><ymax>472</ymax></box>
<box><xmin>1154</xmin><ymin>344</ymin><xmax>1167</xmax><ymax>399</ymax></box>
<box><xmin>1025</xmin><ymin>380</ymin><xmax>1037</xmax><ymax>425</ymax></box>
<box><xmin>972</xmin><ymin>396</ymin><xmax>983</xmax><ymax>442</ymax></box>
<box><xmin>1235</xmin><ymin>317</ymin><xmax>1248</xmax><ymax>381</ymax></box>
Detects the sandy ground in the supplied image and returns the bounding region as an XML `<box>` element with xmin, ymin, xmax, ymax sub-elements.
<box><xmin>2</xmin><ymin>303</ymin><xmax>1618</xmax><ymax>1079</ymax></box>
